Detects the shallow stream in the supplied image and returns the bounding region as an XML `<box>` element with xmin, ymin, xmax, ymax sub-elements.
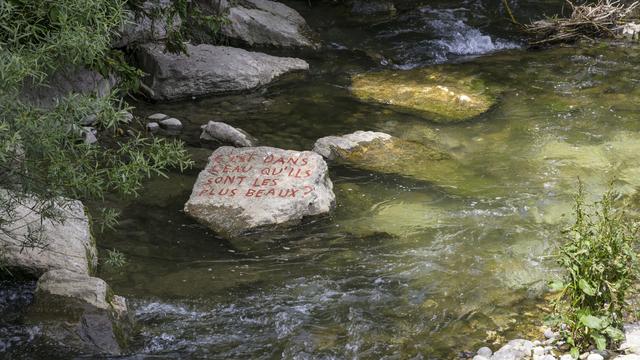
<box><xmin>5</xmin><ymin>1</ymin><xmax>640</xmax><ymax>358</ymax></box>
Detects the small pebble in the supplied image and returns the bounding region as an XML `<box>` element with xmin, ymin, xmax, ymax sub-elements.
<box><xmin>586</xmin><ymin>354</ymin><xmax>603</xmax><ymax>360</ymax></box>
<box><xmin>559</xmin><ymin>355</ymin><xmax>574</xmax><ymax>360</ymax></box>
<box><xmin>579</xmin><ymin>353</ymin><xmax>589</xmax><ymax>360</ymax></box>
<box><xmin>544</xmin><ymin>328</ymin><xmax>557</xmax><ymax>339</ymax></box>
<box><xmin>477</xmin><ymin>347</ymin><xmax>492</xmax><ymax>358</ymax></box>
<box><xmin>147</xmin><ymin>122</ymin><xmax>160</xmax><ymax>133</ymax></box>
<box><xmin>148</xmin><ymin>113</ymin><xmax>168</xmax><ymax>121</ymax></box>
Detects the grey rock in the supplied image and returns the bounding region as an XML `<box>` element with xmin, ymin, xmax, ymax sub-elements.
<box><xmin>615</xmin><ymin>355</ymin><xmax>640</xmax><ymax>360</ymax></box>
<box><xmin>619</xmin><ymin>22</ymin><xmax>640</xmax><ymax>41</ymax></box>
<box><xmin>539</xmin><ymin>356</ymin><xmax>557</xmax><ymax>360</ymax></box>
<box><xmin>200</xmin><ymin>121</ymin><xmax>256</xmax><ymax>147</ymax></box>
<box><xmin>477</xmin><ymin>346</ymin><xmax>493</xmax><ymax>357</ymax></box>
<box><xmin>222</xmin><ymin>0</ymin><xmax>317</xmax><ymax>48</ymax></box>
<box><xmin>82</xmin><ymin>127</ymin><xmax>98</xmax><ymax>145</ymax></box>
<box><xmin>81</xmin><ymin>114</ymin><xmax>98</xmax><ymax>126</ymax></box>
<box><xmin>28</xmin><ymin>269</ymin><xmax>132</xmax><ymax>355</ymax></box>
<box><xmin>474</xmin><ymin>356</ymin><xmax>489</xmax><ymax>360</ymax></box>
<box><xmin>184</xmin><ymin>146</ymin><xmax>335</xmax><ymax>237</ymax></box>
<box><xmin>0</xmin><ymin>193</ymin><xmax>97</xmax><ymax>277</ymax></box>
<box><xmin>586</xmin><ymin>354</ymin><xmax>604</xmax><ymax>360</ymax></box>
<box><xmin>559</xmin><ymin>355</ymin><xmax>574</xmax><ymax>360</ymax></box>
<box><xmin>491</xmin><ymin>339</ymin><xmax>534</xmax><ymax>360</ymax></box>
<box><xmin>621</xmin><ymin>323</ymin><xmax>640</xmax><ymax>355</ymax></box>
<box><xmin>113</xmin><ymin>1</ymin><xmax>180</xmax><ymax>48</ymax></box>
<box><xmin>147</xmin><ymin>122</ymin><xmax>160</xmax><ymax>133</ymax></box>
<box><xmin>544</xmin><ymin>328</ymin><xmax>557</xmax><ymax>339</ymax></box>
<box><xmin>19</xmin><ymin>66</ymin><xmax>115</xmax><ymax>109</ymax></box>
<box><xmin>159</xmin><ymin>117</ymin><xmax>183</xmax><ymax>131</ymax></box>
<box><xmin>313</xmin><ymin>131</ymin><xmax>392</xmax><ymax>160</ymax></box>
<box><xmin>148</xmin><ymin>113</ymin><xmax>168</xmax><ymax>121</ymax></box>
<box><xmin>136</xmin><ymin>44</ymin><xmax>309</xmax><ymax>101</ymax></box>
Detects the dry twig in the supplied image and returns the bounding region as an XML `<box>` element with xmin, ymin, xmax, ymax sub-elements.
<box><xmin>524</xmin><ymin>0</ymin><xmax>639</xmax><ymax>45</ymax></box>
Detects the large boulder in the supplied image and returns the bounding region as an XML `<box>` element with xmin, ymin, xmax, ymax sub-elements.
<box><xmin>313</xmin><ymin>131</ymin><xmax>496</xmax><ymax>196</ymax></box>
<box><xmin>19</xmin><ymin>66</ymin><xmax>114</xmax><ymax>109</ymax></box>
<box><xmin>222</xmin><ymin>0</ymin><xmax>318</xmax><ymax>49</ymax></box>
<box><xmin>27</xmin><ymin>269</ymin><xmax>132</xmax><ymax>356</ymax></box>
<box><xmin>184</xmin><ymin>146</ymin><xmax>335</xmax><ymax>237</ymax></box>
<box><xmin>136</xmin><ymin>43</ymin><xmax>309</xmax><ymax>101</ymax></box>
<box><xmin>351</xmin><ymin>68</ymin><xmax>498</xmax><ymax>123</ymax></box>
<box><xmin>0</xmin><ymin>195</ymin><xmax>97</xmax><ymax>277</ymax></box>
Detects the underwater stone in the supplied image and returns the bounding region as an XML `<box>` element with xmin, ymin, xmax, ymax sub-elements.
<box><xmin>159</xmin><ymin>118</ymin><xmax>183</xmax><ymax>131</ymax></box>
<box><xmin>200</xmin><ymin>121</ymin><xmax>256</xmax><ymax>147</ymax></box>
<box><xmin>313</xmin><ymin>131</ymin><xmax>495</xmax><ymax>197</ymax></box>
<box><xmin>184</xmin><ymin>146</ymin><xmax>335</xmax><ymax>238</ymax></box>
<box><xmin>350</xmin><ymin>68</ymin><xmax>497</xmax><ymax>123</ymax></box>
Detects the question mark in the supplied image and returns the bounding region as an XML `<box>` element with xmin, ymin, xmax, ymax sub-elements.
<box><xmin>303</xmin><ymin>186</ymin><xmax>314</xmax><ymax>196</ymax></box>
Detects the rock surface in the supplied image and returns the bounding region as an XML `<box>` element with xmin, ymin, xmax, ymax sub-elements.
<box><xmin>184</xmin><ymin>146</ymin><xmax>335</xmax><ymax>237</ymax></box>
<box><xmin>200</xmin><ymin>121</ymin><xmax>257</xmax><ymax>147</ymax></box>
<box><xmin>28</xmin><ymin>269</ymin><xmax>132</xmax><ymax>355</ymax></box>
<box><xmin>351</xmin><ymin>67</ymin><xmax>497</xmax><ymax>123</ymax></box>
<box><xmin>0</xmin><ymin>195</ymin><xmax>97</xmax><ymax>277</ymax></box>
<box><xmin>223</xmin><ymin>0</ymin><xmax>317</xmax><ymax>48</ymax></box>
<box><xmin>136</xmin><ymin>43</ymin><xmax>309</xmax><ymax>101</ymax></box>
<box><xmin>621</xmin><ymin>323</ymin><xmax>640</xmax><ymax>355</ymax></box>
<box><xmin>313</xmin><ymin>131</ymin><xmax>495</xmax><ymax>196</ymax></box>
<box><xmin>490</xmin><ymin>339</ymin><xmax>534</xmax><ymax>360</ymax></box>
<box><xmin>113</xmin><ymin>1</ymin><xmax>180</xmax><ymax>48</ymax></box>
<box><xmin>159</xmin><ymin>117</ymin><xmax>183</xmax><ymax>131</ymax></box>
<box><xmin>19</xmin><ymin>66</ymin><xmax>114</xmax><ymax>109</ymax></box>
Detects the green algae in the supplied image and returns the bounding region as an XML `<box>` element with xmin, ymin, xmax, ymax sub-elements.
<box><xmin>351</xmin><ymin>67</ymin><xmax>499</xmax><ymax>123</ymax></box>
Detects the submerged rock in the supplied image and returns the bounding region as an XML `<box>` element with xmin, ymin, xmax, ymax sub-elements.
<box><xmin>184</xmin><ymin>146</ymin><xmax>335</xmax><ymax>237</ymax></box>
<box><xmin>136</xmin><ymin>44</ymin><xmax>309</xmax><ymax>101</ymax></box>
<box><xmin>222</xmin><ymin>0</ymin><xmax>318</xmax><ymax>49</ymax></box>
<box><xmin>200</xmin><ymin>120</ymin><xmax>256</xmax><ymax>147</ymax></box>
<box><xmin>28</xmin><ymin>269</ymin><xmax>132</xmax><ymax>355</ymax></box>
<box><xmin>0</xmin><ymin>195</ymin><xmax>97</xmax><ymax>277</ymax></box>
<box><xmin>313</xmin><ymin>131</ymin><xmax>495</xmax><ymax>196</ymax></box>
<box><xmin>351</xmin><ymin>68</ymin><xmax>497</xmax><ymax>123</ymax></box>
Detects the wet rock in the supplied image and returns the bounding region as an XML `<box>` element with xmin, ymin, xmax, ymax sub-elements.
<box><xmin>313</xmin><ymin>131</ymin><xmax>495</xmax><ymax>196</ymax></box>
<box><xmin>200</xmin><ymin>121</ymin><xmax>256</xmax><ymax>147</ymax></box>
<box><xmin>0</xmin><ymin>194</ymin><xmax>97</xmax><ymax>277</ymax></box>
<box><xmin>491</xmin><ymin>339</ymin><xmax>534</xmax><ymax>360</ymax></box>
<box><xmin>184</xmin><ymin>146</ymin><xmax>335</xmax><ymax>237</ymax></box>
<box><xmin>146</xmin><ymin>122</ymin><xmax>160</xmax><ymax>133</ymax></box>
<box><xmin>136</xmin><ymin>43</ymin><xmax>309</xmax><ymax>101</ymax></box>
<box><xmin>159</xmin><ymin>117</ymin><xmax>183</xmax><ymax>131</ymax></box>
<box><xmin>350</xmin><ymin>68</ymin><xmax>497</xmax><ymax>123</ymax></box>
<box><xmin>620</xmin><ymin>323</ymin><xmax>640</xmax><ymax>355</ymax></box>
<box><xmin>478</xmin><ymin>346</ymin><xmax>493</xmax><ymax>357</ymax></box>
<box><xmin>222</xmin><ymin>0</ymin><xmax>318</xmax><ymax>48</ymax></box>
<box><xmin>27</xmin><ymin>269</ymin><xmax>132</xmax><ymax>356</ymax></box>
<box><xmin>148</xmin><ymin>113</ymin><xmax>168</xmax><ymax>121</ymax></box>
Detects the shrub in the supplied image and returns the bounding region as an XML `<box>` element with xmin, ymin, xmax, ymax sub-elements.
<box><xmin>550</xmin><ymin>182</ymin><xmax>640</xmax><ymax>355</ymax></box>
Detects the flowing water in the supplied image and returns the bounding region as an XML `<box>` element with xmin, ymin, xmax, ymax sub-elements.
<box><xmin>5</xmin><ymin>1</ymin><xmax>640</xmax><ymax>359</ymax></box>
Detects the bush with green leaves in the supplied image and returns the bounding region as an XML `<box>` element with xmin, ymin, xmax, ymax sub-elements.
<box><xmin>549</xmin><ymin>183</ymin><xmax>639</xmax><ymax>355</ymax></box>
<box><xmin>0</xmin><ymin>0</ymin><xmax>193</xmax><ymax>254</ymax></box>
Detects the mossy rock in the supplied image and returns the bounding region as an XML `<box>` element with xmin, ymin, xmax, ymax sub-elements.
<box><xmin>351</xmin><ymin>67</ymin><xmax>498</xmax><ymax>123</ymax></box>
<box><xmin>332</xmin><ymin>137</ymin><xmax>494</xmax><ymax>196</ymax></box>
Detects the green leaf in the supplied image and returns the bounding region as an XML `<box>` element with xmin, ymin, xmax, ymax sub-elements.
<box><xmin>579</xmin><ymin>279</ymin><xmax>597</xmax><ymax>296</ymax></box>
<box><xmin>570</xmin><ymin>347</ymin><xmax>580</xmax><ymax>359</ymax></box>
<box><xmin>592</xmin><ymin>333</ymin><xmax>607</xmax><ymax>350</ymax></box>
<box><xmin>579</xmin><ymin>314</ymin><xmax>606</xmax><ymax>330</ymax></box>
<box><xmin>549</xmin><ymin>280</ymin><xmax>565</xmax><ymax>292</ymax></box>
<box><xmin>604</xmin><ymin>326</ymin><xmax>625</xmax><ymax>341</ymax></box>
